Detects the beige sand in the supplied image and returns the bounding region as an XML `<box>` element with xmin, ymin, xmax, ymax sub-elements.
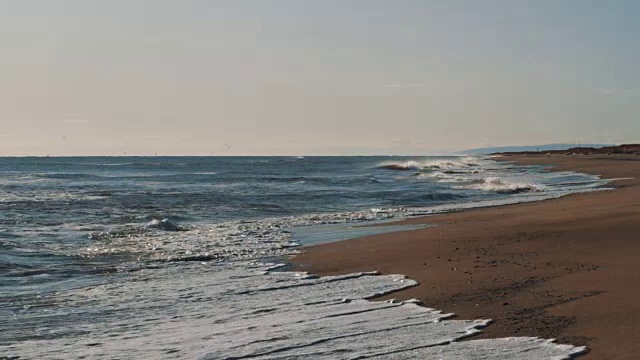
<box><xmin>293</xmin><ymin>154</ymin><xmax>640</xmax><ymax>359</ymax></box>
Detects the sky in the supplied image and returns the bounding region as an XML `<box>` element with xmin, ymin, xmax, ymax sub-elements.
<box><xmin>1</xmin><ymin>0</ymin><xmax>639</xmax><ymax>156</ymax></box>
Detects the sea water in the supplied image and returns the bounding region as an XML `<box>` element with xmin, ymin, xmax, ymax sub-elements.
<box><xmin>1</xmin><ymin>156</ymin><xmax>605</xmax><ymax>358</ymax></box>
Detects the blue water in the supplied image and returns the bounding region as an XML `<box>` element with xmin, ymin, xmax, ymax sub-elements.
<box><xmin>0</xmin><ymin>156</ymin><xmax>606</xmax><ymax>357</ymax></box>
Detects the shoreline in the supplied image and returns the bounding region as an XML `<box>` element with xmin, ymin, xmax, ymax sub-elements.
<box><xmin>292</xmin><ymin>154</ymin><xmax>640</xmax><ymax>359</ymax></box>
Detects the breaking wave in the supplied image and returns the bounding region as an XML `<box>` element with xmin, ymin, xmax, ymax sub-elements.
<box><xmin>378</xmin><ymin>157</ymin><xmax>481</xmax><ymax>171</ymax></box>
<box><xmin>379</xmin><ymin>160</ymin><xmax>424</xmax><ymax>171</ymax></box>
<box><xmin>416</xmin><ymin>172</ymin><xmax>470</xmax><ymax>183</ymax></box>
<box><xmin>464</xmin><ymin>177</ymin><xmax>545</xmax><ymax>194</ymax></box>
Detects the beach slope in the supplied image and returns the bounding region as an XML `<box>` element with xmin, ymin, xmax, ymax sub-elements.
<box><xmin>293</xmin><ymin>154</ymin><xmax>640</xmax><ymax>359</ymax></box>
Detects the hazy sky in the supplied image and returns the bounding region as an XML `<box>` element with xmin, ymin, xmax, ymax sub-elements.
<box><xmin>1</xmin><ymin>0</ymin><xmax>639</xmax><ymax>155</ymax></box>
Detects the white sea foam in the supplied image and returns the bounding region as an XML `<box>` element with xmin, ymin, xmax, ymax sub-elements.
<box><xmin>379</xmin><ymin>160</ymin><xmax>424</xmax><ymax>170</ymax></box>
<box><xmin>416</xmin><ymin>171</ymin><xmax>471</xmax><ymax>183</ymax></box>
<box><xmin>0</xmin><ymin>191</ymin><xmax>108</xmax><ymax>203</ymax></box>
<box><xmin>2</xmin><ymin>262</ymin><xmax>585</xmax><ymax>359</ymax></box>
<box><xmin>49</xmin><ymin>177</ymin><xmax>604</xmax><ymax>263</ymax></box>
<box><xmin>379</xmin><ymin>157</ymin><xmax>483</xmax><ymax>171</ymax></box>
<box><xmin>5</xmin><ymin>190</ymin><xmax>605</xmax><ymax>358</ymax></box>
<box><xmin>464</xmin><ymin>177</ymin><xmax>545</xmax><ymax>194</ymax></box>
<box><xmin>3</xmin><ymin>156</ymin><xmax>606</xmax><ymax>359</ymax></box>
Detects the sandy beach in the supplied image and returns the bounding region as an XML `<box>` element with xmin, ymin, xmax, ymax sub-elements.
<box><xmin>293</xmin><ymin>154</ymin><xmax>640</xmax><ymax>359</ymax></box>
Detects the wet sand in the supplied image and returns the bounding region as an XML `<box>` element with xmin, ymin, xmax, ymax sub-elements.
<box><xmin>292</xmin><ymin>154</ymin><xmax>640</xmax><ymax>359</ymax></box>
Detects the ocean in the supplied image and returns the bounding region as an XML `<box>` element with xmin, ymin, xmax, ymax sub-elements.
<box><xmin>1</xmin><ymin>156</ymin><xmax>606</xmax><ymax>358</ymax></box>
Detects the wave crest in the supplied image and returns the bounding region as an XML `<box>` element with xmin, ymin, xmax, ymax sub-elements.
<box><xmin>379</xmin><ymin>161</ymin><xmax>423</xmax><ymax>171</ymax></box>
<box><xmin>416</xmin><ymin>172</ymin><xmax>469</xmax><ymax>183</ymax></box>
<box><xmin>465</xmin><ymin>177</ymin><xmax>544</xmax><ymax>194</ymax></box>
<box><xmin>378</xmin><ymin>158</ymin><xmax>481</xmax><ymax>171</ymax></box>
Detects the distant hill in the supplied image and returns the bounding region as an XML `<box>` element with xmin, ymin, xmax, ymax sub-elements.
<box><xmin>458</xmin><ymin>144</ymin><xmax>614</xmax><ymax>155</ymax></box>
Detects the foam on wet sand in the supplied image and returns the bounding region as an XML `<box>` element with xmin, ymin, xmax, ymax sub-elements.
<box><xmin>293</xmin><ymin>154</ymin><xmax>640</xmax><ymax>359</ymax></box>
<box><xmin>4</xmin><ymin>262</ymin><xmax>586</xmax><ymax>359</ymax></box>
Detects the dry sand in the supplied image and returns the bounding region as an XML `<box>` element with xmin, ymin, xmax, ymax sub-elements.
<box><xmin>292</xmin><ymin>154</ymin><xmax>640</xmax><ymax>359</ymax></box>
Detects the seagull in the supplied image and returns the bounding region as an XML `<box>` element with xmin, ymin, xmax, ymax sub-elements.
<box><xmin>62</xmin><ymin>136</ymin><xmax>67</xmax><ymax>140</ymax></box>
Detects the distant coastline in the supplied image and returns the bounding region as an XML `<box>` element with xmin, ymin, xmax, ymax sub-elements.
<box><xmin>459</xmin><ymin>143</ymin><xmax>614</xmax><ymax>155</ymax></box>
<box><xmin>494</xmin><ymin>143</ymin><xmax>640</xmax><ymax>156</ymax></box>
